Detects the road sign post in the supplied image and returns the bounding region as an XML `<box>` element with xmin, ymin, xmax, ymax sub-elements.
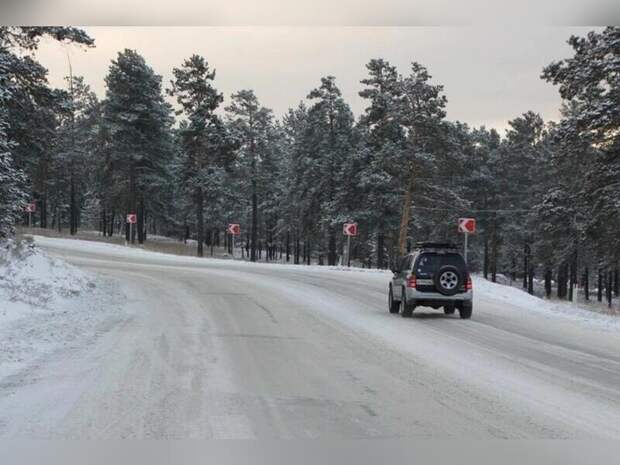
<box><xmin>458</xmin><ymin>218</ymin><xmax>476</xmax><ymax>264</ymax></box>
<box><xmin>464</xmin><ymin>230</ymin><xmax>469</xmax><ymax>263</ymax></box>
<box><xmin>126</xmin><ymin>213</ymin><xmax>137</xmax><ymax>246</ymax></box>
<box><xmin>228</xmin><ymin>224</ymin><xmax>241</xmax><ymax>258</ymax></box>
<box><xmin>346</xmin><ymin>235</ymin><xmax>351</xmax><ymax>266</ymax></box>
<box><xmin>25</xmin><ymin>202</ymin><xmax>36</xmax><ymax>228</ymax></box>
<box><xmin>343</xmin><ymin>223</ymin><xmax>358</xmax><ymax>267</ymax></box>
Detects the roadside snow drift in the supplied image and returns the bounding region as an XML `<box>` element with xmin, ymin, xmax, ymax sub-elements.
<box><xmin>0</xmin><ymin>238</ymin><xmax>123</xmax><ymax>379</ymax></box>
<box><xmin>1</xmin><ymin>238</ymin><xmax>94</xmax><ymax>311</ymax></box>
<box><xmin>33</xmin><ymin>235</ymin><xmax>620</xmax><ymax>330</ymax></box>
<box><xmin>474</xmin><ymin>275</ymin><xmax>620</xmax><ymax>330</ymax></box>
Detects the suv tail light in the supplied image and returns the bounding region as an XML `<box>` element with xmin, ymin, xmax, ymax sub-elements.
<box><xmin>407</xmin><ymin>275</ymin><xmax>417</xmax><ymax>288</ymax></box>
<box><xmin>466</xmin><ymin>276</ymin><xmax>473</xmax><ymax>290</ymax></box>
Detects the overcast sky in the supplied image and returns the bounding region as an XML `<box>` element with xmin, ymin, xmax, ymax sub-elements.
<box><xmin>10</xmin><ymin>0</ymin><xmax>620</xmax><ymax>26</ymax></box>
<box><xmin>35</xmin><ymin>26</ymin><xmax>593</xmax><ymax>131</ymax></box>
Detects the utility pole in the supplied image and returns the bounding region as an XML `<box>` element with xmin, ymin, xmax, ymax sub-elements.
<box><xmin>463</xmin><ymin>231</ymin><xmax>469</xmax><ymax>264</ymax></box>
<box><xmin>346</xmin><ymin>234</ymin><xmax>351</xmax><ymax>267</ymax></box>
<box><xmin>65</xmin><ymin>46</ymin><xmax>78</xmax><ymax>236</ymax></box>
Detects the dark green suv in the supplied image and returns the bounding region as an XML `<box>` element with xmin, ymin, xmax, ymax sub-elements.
<box><xmin>388</xmin><ymin>242</ymin><xmax>473</xmax><ymax>319</ymax></box>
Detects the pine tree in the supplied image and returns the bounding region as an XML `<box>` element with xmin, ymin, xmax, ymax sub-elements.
<box><xmin>495</xmin><ymin>112</ymin><xmax>550</xmax><ymax>284</ymax></box>
<box><xmin>305</xmin><ymin>76</ymin><xmax>356</xmax><ymax>265</ymax></box>
<box><xmin>280</xmin><ymin>103</ymin><xmax>310</xmax><ymax>264</ymax></box>
<box><xmin>396</xmin><ymin>62</ymin><xmax>448</xmax><ymax>255</ymax></box>
<box><xmin>103</xmin><ymin>49</ymin><xmax>173</xmax><ymax>244</ymax></box>
<box><xmin>168</xmin><ymin>55</ymin><xmax>233</xmax><ymax>257</ymax></box>
<box><xmin>0</xmin><ymin>26</ymin><xmax>93</xmax><ymax>236</ymax></box>
<box><xmin>358</xmin><ymin>59</ymin><xmax>407</xmax><ymax>268</ymax></box>
<box><xmin>0</xmin><ymin>85</ymin><xmax>27</xmax><ymax>239</ymax></box>
<box><xmin>462</xmin><ymin>126</ymin><xmax>502</xmax><ymax>278</ymax></box>
<box><xmin>53</xmin><ymin>76</ymin><xmax>100</xmax><ymax>235</ymax></box>
<box><xmin>542</xmin><ymin>27</ymin><xmax>619</xmax><ymax>151</ymax></box>
<box><xmin>226</xmin><ymin>90</ymin><xmax>273</xmax><ymax>262</ymax></box>
<box><xmin>541</xmin><ymin>26</ymin><xmax>620</xmax><ymax>292</ymax></box>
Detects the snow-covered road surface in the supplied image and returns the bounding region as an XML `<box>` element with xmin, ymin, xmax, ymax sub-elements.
<box><xmin>1</xmin><ymin>236</ymin><xmax>620</xmax><ymax>439</ymax></box>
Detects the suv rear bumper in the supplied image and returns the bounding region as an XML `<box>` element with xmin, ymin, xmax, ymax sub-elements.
<box><xmin>405</xmin><ymin>288</ymin><xmax>472</xmax><ymax>302</ymax></box>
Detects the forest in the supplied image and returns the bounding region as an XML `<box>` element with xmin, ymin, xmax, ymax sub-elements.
<box><xmin>1</xmin><ymin>26</ymin><xmax>619</xmax><ymax>304</ymax></box>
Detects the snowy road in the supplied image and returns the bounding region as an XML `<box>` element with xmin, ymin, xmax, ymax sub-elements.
<box><xmin>1</xmin><ymin>236</ymin><xmax>620</xmax><ymax>438</ymax></box>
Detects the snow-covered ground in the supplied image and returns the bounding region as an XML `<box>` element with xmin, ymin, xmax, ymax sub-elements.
<box><xmin>3</xmin><ymin>233</ymin><xmax>617</xmax><ymax>385</ymax></box>
<box><xmin>31</xmin><ymin>235</ymin><xmax>619</xmax><ymax>329</ymax></box>
<box><xmin>0</xmin><ymin>235</ymin><xmax>619</xmax><ymax>439</ymax></box>
<box><xmin>0</xmin><ymin>237</ymin><xmax>124</xmax><ymax>379</ymax></box>
<box><xmin>475</xmin><ymin>276</ymin><xmax>620</xmax><ymax>330</ymax></box>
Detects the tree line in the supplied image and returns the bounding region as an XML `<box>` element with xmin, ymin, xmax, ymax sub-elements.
<box><xmin>1</xmin><ymin>26</ymin><xmax>619</xmax><ymax>305</ymax></box>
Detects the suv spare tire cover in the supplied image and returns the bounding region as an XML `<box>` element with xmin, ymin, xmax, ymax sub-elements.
<box><xmin>434</xmin><ymin>265</ymin><xmax>463</xmax><ymax>296</ymax></box>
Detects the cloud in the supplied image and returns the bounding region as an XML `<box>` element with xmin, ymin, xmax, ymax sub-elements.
<box><xmin>33</xmin><ymin>26</ymin><xmax>593</xmax><ymax>132</ymax></box>
<box><xmin>3</xmin><ymin>0</ymin><xmax>619</xmax><ymax>26</ymax></box>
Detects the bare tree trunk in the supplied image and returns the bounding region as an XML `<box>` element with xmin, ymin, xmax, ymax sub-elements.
<box><xmin>483</xmin><ymin>232</ymin><xmax>489</xmax><ymax>279</ymax></box>
<box><xmin>523</xmin><ymin>243</ymin><xmax>529</xmax><ymax>289</ymax></box>
<box><xmin>70</xmin><ymin>174</ymin><xmax>77</xmax><ymax>235</ymax></box>
<box><xmin>109</xmin><ymin>210</ymin><xmax>115</xmax><ymax>237</ymax></box>
<box><xmin>377</xmin><ymin>230</ymin><xmax>385</xmax><ymax>269</ymax></box>
<box><xmin>558</xmin><ymin>264</ymin><xmax>568</xmax><ymax>299</ymax></box>
<box><xmin>490</xmin><ymin>214</ymin><xmax>497</xmax><ymax>283</ymax></box>
<box><xmin>250</xmin><ymin>179</ymin><xmax>258</xmax><ymax>262</ymax></box>
<box><xmin>57</xmin><ymin>205</ymin><xmax>62</xmax><ymax>233</ymax></box>
<box><xmin>210</xmin><ymin>229</ymin><xmax>214</xmax><ymax>256</ymax></box>
<box><xmin>569</xmin><ymin>260</ymin><xmax>575</xmax><ymax>302</ymax></box>
<box><xmin>570</xmin><ymin>252</ymin><xmax>578</xmax><ymax>301</ymax></box>
<box><xmin>129</xmin><ymin>166</ymin><xmax>136</xmax><ymax>244</ymax></box>
<box><xmin>302</xmin><ymin>240</ymin><xmax>306</xmax><ymax>264</ymax></box>
<box><xmin>69</xmin><ymin>70</ymin><xmax>78</xmax><ymax>236</ymax></box>
<box><xmin>328</xmin><ymin>228</ymin><xmax>336</xmax><ymax>266</ymax></box>
<box><xmin>196</xmin><ymin>187</ymin><xmax>204</xmax><ymax>257</ymax></box>
<box><xmin>137</xmin><ymin>195</ymin><xmax>145</xmax><ymax>244</ymax></box>
<box><xmin>544</xmin><ymin>268</ymin><xmax>552</xmax><ymax>298</ymax></box>
<box><xmin>41</xmin><ymin>192</ymin><xmax>47</xmax><ymax>229</ymax></box>
<box><xmin>397</xmin><ymin>169</ymin><xmax>414</xmax><ymax>255</ymax></box>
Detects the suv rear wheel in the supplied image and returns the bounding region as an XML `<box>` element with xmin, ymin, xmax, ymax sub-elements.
<box><xmin>400</xmin><ymin>288</ymin><xmax>414</xmax><ymax>318</ymax></box>
<box><xmin>388</xmin><ymin>285</ymin><xmax>400</xmax><ymax>314</ymax></box>
<box><xmin>458</xmin><ymin>302</ymin><xmax>473</xmax><ymax>319</ymax></box>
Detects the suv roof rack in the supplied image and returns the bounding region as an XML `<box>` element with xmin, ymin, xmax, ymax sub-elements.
<box><xmin>414</xmin><ymin>241</ymin><xmax>458</xmax><ymax>251</ymax></box>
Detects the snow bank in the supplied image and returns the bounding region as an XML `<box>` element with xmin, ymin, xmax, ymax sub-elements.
<box><xmin>30</xmin><ymin>235</ymin><xmax>619</xmax><ymax>330</ymax></box>
<box><xmin>0</xmin><ymin>237</ymin><xmax>123</xmax><ymax>380</ymax></box>
<box><xmin>0</xmin><ymin>237</ymin><xmax>94</xmax><ymax>311</ymax></box>
<box><xmin>474</xmin><ymin>275</ymin><xmax>620</xmax><ymax>330</ymax></box>
<box><xmin>32</xmin><ymin>235</ymin><xmax>392</xmax><ymax>275</ymax></box>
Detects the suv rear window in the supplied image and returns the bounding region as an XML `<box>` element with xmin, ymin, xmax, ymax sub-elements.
<box><xmin>414</xmin><ymin>253</ymin><xmax>466</xmax><ymax>276</ymax></box>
